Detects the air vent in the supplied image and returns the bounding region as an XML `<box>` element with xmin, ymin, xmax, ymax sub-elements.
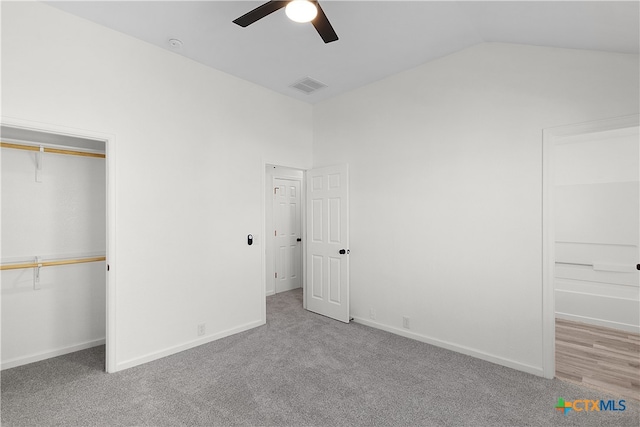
<box><xmin>289</xmin><ymin>77</ymin><xmax>327</xmax><ymax>95</ymax></box>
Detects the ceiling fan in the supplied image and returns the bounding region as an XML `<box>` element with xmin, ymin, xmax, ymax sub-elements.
<box><xmin>233</xmin><ymin>0</ymin><xmax>339</xmax><ymax>44</ymax></box>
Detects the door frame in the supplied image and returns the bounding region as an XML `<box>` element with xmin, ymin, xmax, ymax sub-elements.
<box><xmin>1</xmin><ymin>116</ymin><xmax>117</xmax><ymax>373</ymax></box>
<box><xmin>541</xmin><ymin>114</ymin><xmax>639</xmax><ymax>379</ymax></box>
<box><xmin>262</xmin><ymin>160</ymin><xmax>308</xmax><ymax>323</ymax></box>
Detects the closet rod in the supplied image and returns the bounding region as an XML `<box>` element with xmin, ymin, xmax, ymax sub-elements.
<box><xmin>0</xmin><ymin>256</ymin><xmax>106</xmax><ymax>271</ymax></box>
<box><xmin>0</xmin><ymin>141</ymin><xmax>105</xmax><ymax>159</ymax></box>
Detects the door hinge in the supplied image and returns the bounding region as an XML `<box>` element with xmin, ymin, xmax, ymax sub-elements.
<box><xmin>275</xmin><ymin>272</ymin><xmax>278</xmax><ymax>278</ymax></box>
<box><xmin>274</xmin><ymin>230</ymin><xmax>277</xmax><ymax>236</ymax></box>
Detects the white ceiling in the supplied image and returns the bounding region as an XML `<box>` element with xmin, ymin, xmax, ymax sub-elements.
<box><xmin>47</xmin><ymin>1</ymin><xmax>639</xmax><ymax>104</ymax></box>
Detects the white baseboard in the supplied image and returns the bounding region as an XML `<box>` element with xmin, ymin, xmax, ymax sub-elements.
<box><xmin>351</xmin><ymin>317</ymin><xmax>543</xmax><ymax>377</ymax></box>
<box><xmin>267</xmin><ymin>285</ymin><xmax>301</xmax><ymax>297</ymax></box>
<box><xmin>556</xmin><ymin>312</ymin><xmax>640</xmax><ymax>334</ymax></box>
<box><xmin>554</xmin><ymin>289</ymin><xmax>639</xmax><ymax>334</ymax></box>
<box><xmin>115</xmin><ymin>319</ymin><xmax>265</xmax><ymax>372</ymax></box>
<box><xmin>275</xmin><ymin>284</ymin><xmax>301</xmax><ymax>294</ymax></box>
<box><xmin>1</xmin><ymin>338</ymin><xmax>105</xmax><ymax>370</ymax></box>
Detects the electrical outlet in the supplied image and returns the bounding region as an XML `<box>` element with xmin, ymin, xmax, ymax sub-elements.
<box><xmin>369</xmin><ymin>308</ymin><xmax>376</xmax><ymax>320</ymax></box>
<box><xmin>402</xmin><ymin>316</ymin><xmax>410</xmax><ymax>329</ymax></box>
<box><xmin>197</xmin><ymin>323</ymin><xmax>206</xmax><ymax>336</ymax></box>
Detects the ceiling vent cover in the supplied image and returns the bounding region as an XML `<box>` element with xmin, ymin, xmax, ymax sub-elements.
<box><xmin>290</xmin><ymin>77</ymin><xmax>327</xmax><ymax>94</ymax></box>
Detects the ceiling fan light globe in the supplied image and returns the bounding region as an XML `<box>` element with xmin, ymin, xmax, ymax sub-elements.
<box><xmin>285</xmin><ymin>0</ymin><xmax>318</xmax><ymax>23</ymax></box>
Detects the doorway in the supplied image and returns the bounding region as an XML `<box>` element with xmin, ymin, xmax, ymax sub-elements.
<box><xmin>542</xmin><ymin>115</ymin><xmax>640</xmax><ymax>397</ymax></box>
<box><xmin>0</xmin><ymin>120</ymin><xmax>115</xmax><ymax>373</ymax></box>
<box><xmin>265</xmin><ymin>165</ymin><xmax>304</xmax><ymax>298</ymax></box>
<box><xmin>263</xmin><ymin>163</ymin><xmax>351</xmax><ymax>324</ymax></box>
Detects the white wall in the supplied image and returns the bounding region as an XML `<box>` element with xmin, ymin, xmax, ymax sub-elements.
<box><xmin>1</xmin><ymin>144</ymin><xmax>106</xmax><ymax>369</ymax></box>
<box><xmin>313</xmin><ymin>43</ymin><xmax>639</xmax><ymax>374</ymax></box>
<box><xmin>1</xmin><ymin>2</ymin><xmax>312</xmax><ymax>370</ymax></box>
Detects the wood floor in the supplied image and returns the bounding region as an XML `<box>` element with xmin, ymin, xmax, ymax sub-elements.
<box><xmin>556</xmin><ymin>318</ymin><xmax>640</xmax><ymax>401</ymax></box>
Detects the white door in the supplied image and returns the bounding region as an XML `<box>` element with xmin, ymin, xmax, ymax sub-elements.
<box><xmin>274</xmin><ymin>178</ymin><xmax>302</xmax><ymax>293</ymax></box>
<box><xmin>306</xmin><ymin>164</ymin><xmax>350</xmax><ymax>323</ymax></box>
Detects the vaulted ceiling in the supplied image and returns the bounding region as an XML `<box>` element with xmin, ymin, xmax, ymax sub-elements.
<box><xmin>47</xmin><ymin>1</ymin><xmax>640</xmax><ymax>104</ymax></box>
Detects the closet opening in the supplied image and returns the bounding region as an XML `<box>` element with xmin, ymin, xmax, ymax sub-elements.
<box><xmin>1</xmin><ymin>124</ymin><xmax>113</xmax><ymax>373</ymax></box>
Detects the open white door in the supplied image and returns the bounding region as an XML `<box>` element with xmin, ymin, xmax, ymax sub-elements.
<box><xmin>306</xmin><ymin>164</ymin><xmax>350</xmax><ymax>323</ymax></box>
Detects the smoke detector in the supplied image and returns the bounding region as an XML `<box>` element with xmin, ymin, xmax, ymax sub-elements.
<box><xmin>168</xmin><ymin>38</ymin><xmax>183</xmax><ymax>49</ymax></box>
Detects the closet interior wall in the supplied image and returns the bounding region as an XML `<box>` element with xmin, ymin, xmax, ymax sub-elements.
<box><xmin>1</xmin><ymin>130</ymin><xmax>106</xmax><ymax>370</ymax></box>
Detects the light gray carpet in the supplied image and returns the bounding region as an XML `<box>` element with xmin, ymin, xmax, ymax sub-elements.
<box><xmin>1</xmin><ymin>289</ymin><xmax>638</xmax><ymax>426</ymax></box>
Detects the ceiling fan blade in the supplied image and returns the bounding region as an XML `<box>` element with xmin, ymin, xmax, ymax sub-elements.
<box><xmin>311</xmin><ymin>1</ymin><xmax>339</xmax><ymax>43</ymax></box>
<box><xmin>233</xmin><ymin>1</ymin><xmax>289</xmax><ymax>27</ymax></box>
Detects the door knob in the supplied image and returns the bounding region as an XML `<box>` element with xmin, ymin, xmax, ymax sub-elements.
<box><xmin>339</xmin><ymin>249</ymin><xmax>350</xmax><ymax>255</ymax></box>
